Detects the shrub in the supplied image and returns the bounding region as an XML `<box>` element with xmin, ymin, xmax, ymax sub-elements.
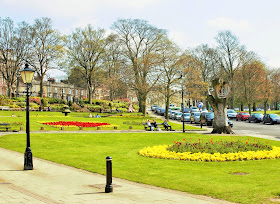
<box><xmin>30</xmin><ymin>97</ymin><xmax>41</xmax><ymax>105</ymax></box>
<box><xmin>86</xmin><ymin>105</ymin><xmax>103</xmax><ymax>112</ymax></box>
<box><xmin>71</xmin><ymin>103</ymin><xmax>81</xmax><ymax>111</ymax></box>
<box><xmin>118</xmin><ymin>108</ymin><xmax>127</xmax><ymax>112</ymax></box>
<box><xmin>68</xmin><ymin>100</ymin><xmax>72</xmax><ymax>107</ymax></box>
<box><xmin>41</xmin><ymin>98</ymin><xmax>48</xmax><ymax>107</ymax></box>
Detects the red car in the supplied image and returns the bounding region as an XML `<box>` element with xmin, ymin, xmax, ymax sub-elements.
<box><xmin>236</xmin><ymin>112</ymin><xmax>250</xmax><ymax>121</ymax></box>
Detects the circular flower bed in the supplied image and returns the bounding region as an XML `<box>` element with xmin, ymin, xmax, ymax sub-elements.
<box><xmin>41</xmin><ymin>121</ymin><xmax>110</xmax><ymax>127</ymax></box>
<box><xmin>139</xmin><ymin>139</ymin><xmax>280</xmax><ymax>162</ymax></box>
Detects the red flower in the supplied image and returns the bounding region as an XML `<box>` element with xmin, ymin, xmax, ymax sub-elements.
<box><xmin>43</xmin><ymin>121</ymin><xmax>110</xmax><ymax>127</ymax></box>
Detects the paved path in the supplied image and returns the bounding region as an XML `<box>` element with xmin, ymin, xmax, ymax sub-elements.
<box><xmin>0</xmin><ymin>147</ymin><xmax>231</xmax><ymax>204</ymax></box>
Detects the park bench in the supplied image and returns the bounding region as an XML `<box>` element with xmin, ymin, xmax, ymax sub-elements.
<box><xmin>0</xmin><ymin>106</ymin><xmax>10</xmax><ymax>111</ymax></box>
<box><xmin>0</xmin><ymin>123</ymin><xmax>11</xmax><ymax>132</ymax></box>
<box><xmin>143</xmin><ymin>123</ymin><xmax>172</xmax><ymax>131</ymax></box>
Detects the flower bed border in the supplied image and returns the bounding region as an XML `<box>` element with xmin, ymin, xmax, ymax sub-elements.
<box><xmin>138</xmin><ymin>145</ymin><xmax>280</xmax><ymax>162</ymax></box>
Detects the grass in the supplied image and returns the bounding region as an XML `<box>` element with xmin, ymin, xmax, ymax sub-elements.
<box><xmin>0</xmin><ymin>132</ymin><xmax>279</xmax><ymax>204</ymax></box>
<box><xmin>0</xmin><ymin>111</ymin><xmax>202</xmax><ymax>131</ymax></box>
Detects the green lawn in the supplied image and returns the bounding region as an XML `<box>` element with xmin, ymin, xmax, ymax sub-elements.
<box><xmin>0</xmin><ymin>132</ymin><xmax>279</xmax><ymax>204</ymax></box>
<box><xmin>0</xmin><ymin>111</ymin><xmax>201</xmax><ymax>131</ymax></box>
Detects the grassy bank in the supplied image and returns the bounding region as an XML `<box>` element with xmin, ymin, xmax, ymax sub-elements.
<box><xmin>0</xmin><ymin>132</ymin><xmax>279</xmax><ymax>203</ymax></box>
<box><xmin>0</xmin><ymin>111</ymin><xmax>201</xmax><ymax>131</ymax></box>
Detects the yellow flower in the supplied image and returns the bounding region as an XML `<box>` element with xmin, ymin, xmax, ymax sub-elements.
<box><xmin>138</xmin><ymin>145</ymin><xmax>280</xmax><ymax>162</ymax></box>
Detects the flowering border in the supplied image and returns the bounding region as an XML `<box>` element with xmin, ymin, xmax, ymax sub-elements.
<box><xmin>39</xmin><ymin>121</ymin><xmax>110</xmax><ymax>127</ymax></box>
<box><xmin>138</xmin><ymin>145</ymin><xmax>280</xmax><ymax>162</ymax></box>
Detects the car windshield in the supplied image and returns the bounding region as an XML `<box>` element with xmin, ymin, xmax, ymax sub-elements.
<box><xmin>227</xmin><ymin>110</ymin><xmax>236</xmax><ymax>113</ymax></box>
<box><xmin>184</xmin><ymin>113</ymin><xmax>190</xmax><ymax>116</ymax></box>
<box><xmin>270</xmin><ymin>114</ymin><xmax>280</xmax><ymax>118</ymax></box>
<box><xmin>206</xmin><ymin>113</ymin><xmax>214</xmax><ymax>117</ymax></box>
<box><xmin>241</xmin><ymin>113</ymin><xmax>249</xmax><ymax>115</ymax></box>
<box><xmin>177</xmin><ymin>113</ymin><xmax>182</xmax><ymax>115</ymax></box>
<box><xmin>254</xmin><ymin>113</ymin><xmax>263</xmax><ymax>117</ymax></box>
<box><xmin>194</xmin><ymin>113</ymin><xmax>200</xmax><ymax>116</ymax></box>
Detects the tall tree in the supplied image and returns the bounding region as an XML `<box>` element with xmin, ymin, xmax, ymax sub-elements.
<box><xmin>65</xmin><ymin>25</ymin><xmax>108</xmax><ymax>104</ymax></box>
<box><xmin>157</xmin><ymin>38</ymin><xmax>181</xmax><ymax>119</ymax></box>
<box><xmin>112</xmin><ymin>19</ymin><xmax>167</xmax><ymax>115</ymax></box>
<box><xmin>103</xmin><ymin>34</ymin><xmax>128</xmax><ymax>100</ymax></box>
<box><xmin>191</xmin><ymin>44</ymin><xmax>222</xmax><ymax>109</ymax></box>
<box><xmin>178</xmin><ymin>53</ymin><xmax>208</xmax><ymax>107</ymax></box>
<box><xmin>215</xmin><ymin>30</ymin><xmax>243</xmax><ymax>109</ymax></box>
<box><xmin>28</xmin><ymin>17</ymin><xmax>64</xmax><ymax>97</ymax></box>
<box><xmin>0</xmin><ymin>18</ymin><xmax>31</xmax><ymax>98</ymax></box>
<box><xmin>234</xmin><ymin>60</ymin><xmax>266</xmax><ymax>114</ymax></box>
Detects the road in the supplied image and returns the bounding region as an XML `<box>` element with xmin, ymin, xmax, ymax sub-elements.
<box><xmin>149</xmin><ymin>110</ymin><xmax>280</xmax><ymax>140</ymax></box>
<box><xmin>231</xmin><ymin>119</ymin><xmax>280</xmax><ymax>139</ymax></box>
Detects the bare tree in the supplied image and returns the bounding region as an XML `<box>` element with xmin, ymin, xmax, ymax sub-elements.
<box><xmin>215</xmin><ymin>30</ymin><xmax>243</xmax><ymax>108</ymax></box>
<box><xmin>103</xmin><ymin>34</ymin><xmax>128</xmax><ymax>100</ymax></box>
<box><xmin>112</xmin><ymin>19</ymin><xmax>167</xmax><ymax>115</ymax></box>
<box><xmin>234</xmin><ymin>60</ymin><xmax>266</xmax><ymax>115</ymax></box>
<box><xmin>28</xmin><ymin>17</ymin><xmax>64</xmax><ymax>97</ymax></box>
<box><xmin>0</xmin><ymin>18</ymin><xmax>31</xmax><ymax>98</ymax></box>
<box><xmin>157</xmin><ymin>38</ymin><xmax>181</xmax><ymax>119</ymax></box>
<box><xmin>65</xmin><ymin>25</ymin><xmax>108</xmax><ymax>104</ymax></box>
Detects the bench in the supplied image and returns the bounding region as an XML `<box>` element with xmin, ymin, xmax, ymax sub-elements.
<box><xmin>0</xmin><ymin>123</ymin><xmax>11</xmax><ymax>132</ymax></box>
<box><xmin>143</xmin><ymin>123</ymin><xmax>172</xmax><ymax>131</ymax></box>
<box><xmin>0</xmin><ymin>106</ymin><xmax>10</xmax><ymax>111</ymax></box>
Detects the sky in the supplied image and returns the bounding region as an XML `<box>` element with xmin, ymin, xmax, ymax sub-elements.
<box><xmin>1</xmin><ymin>0</ymin><xmax>280</xmax><ymax>78</ymax></box>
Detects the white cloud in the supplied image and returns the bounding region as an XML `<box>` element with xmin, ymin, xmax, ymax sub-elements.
<box><xmin>207</xmin><ymin>17</ymin><xmax>250</xmax><ymax>32</ymax></box>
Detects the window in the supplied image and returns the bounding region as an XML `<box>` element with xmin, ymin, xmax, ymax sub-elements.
<box><xmin>62</xmin><ymin>88</ymin><xmax>65</xmax><ymax>94</ymax></box>
<box><xmin>81</xmin><ymin>90</ymin><xmax>84</xmax><ymax>95</ymax></box>
<box><xmin>69</xmin><ymin>89</ymin><xmax>71</xmax><ymax>94</ymax></box>
<box><xmin>76</xmin><ymin>90</ymin><xmax>78</xmax><ymax>95</ymax></box>
<box><xmin>48</xmin><ymin>87</ymin><xmax>51</xmax><ymax>93</ymax></box>
<box><xmin>55</xmin><ymin>88</ymin><xmax>58</xmax><ymax>93</ymax></box>
<box><xmin>33</xmin><ymin>86</ymin><xmax>36</xmax><ymax>91</ymax></box>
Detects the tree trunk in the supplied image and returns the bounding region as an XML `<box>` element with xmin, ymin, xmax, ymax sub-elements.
<box><xmin>7</xmin><ymin>84</ymin><xmax>12</xmax><ymax>99</ymax></box>
<box><xmin>165</xmin><ymin>94</ymin><xmax>170</xmax><ymax>120</ymax></box>
<box><xmin>253</xmin><ymin>102</ymin><xmax>256</xmax><ymax>112</ymax></box>
<box><xmin>248</xmin><ymin>104</ymin><xmax>251</xmax><ymax>115</ymax></box>
<box><xmin>40</xmin><ymin>76</ymin><xmax>44</xmax><ymax>97</ymax></box>
<box><xmin>264</xmin><ymin>101</ymin><xmax>267</xmax><ymax>114</ymax></box>
<box><xmin>207</xmin><ymin>78</ymin><xmax>234</xmax><ymax>134</ymax></box>
<box><xmin>88</xmin><ymin>86</ymin><xmax>92</xmax><ymax>105</ymax></box>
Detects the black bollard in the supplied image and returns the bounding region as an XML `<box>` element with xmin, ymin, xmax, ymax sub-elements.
<box><xmin>105</xmin><ymin>156</ymin><xmax>113</xmax><ymax>193</ymax></box>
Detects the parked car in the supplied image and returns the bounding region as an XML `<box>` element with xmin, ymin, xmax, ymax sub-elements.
<box><xmin>227</xmin><ymin>109</ymin><xmax>237</xmax><ymax>119</ymax></box>
<box><xmin>171</xmin><ymin>111</ymin><xmax>178</xmax><ymax>120</ymax></box>
<box><xmin>151</xmin><ymin>105</ymin><xmax>159</xmax><ymax>111</ymax></box>
<box><xmin>200</xmin><ymin>112</ymin><xmax>214</xmax><ymax>126</ymax></box>
<box><xmin>236</xmin><ymin>112</ymin><xmax>250</xmax><ymax>121</ymax></box>
<box><xmin>212</xmin><ymin>118</ymin><xmax>233</xmax><ymax>128</ymax></box>
<box><xmin>175</xmin><ymin>112</ymin><xmax>183</xmax><ymax>120</ymax></box>
<box><xmin>201</xmin><ymin>108</ymin><xmax>208</xmax><ymax>113</ymax></box>
<box><xmin>248</xmin><ymin>113</ymin><xmax>263</xmax><ymax>123</ymax></box>
<box><xmin>263</xmin><ymin>114</ymin><xmax>280</xmax><ymax>125</ymax></box>
<box><xmin>169</xmin><ymin>111</ymin><xmax>177</xmax><ymax>119</ymax></box>
<box><xmin>156</xmin><ymin>107</ymin><xmax>163</xmax><ymax>114</ymax></box>
<box><xmin>159</xmin><ymin>108</ymin><xmax>166</xmax><ymax>116</ymax></box>
<box><xmin>181</xmin><ymin>113</ymin><xmax>191</xmax><ymax>122</ymax></box>
<box><xmin>183</xmin><ymin>107</ymin><xmax>190</xmax><ymax>113</ymax></box>
<box><xmin>228</xmin><ymin>118</ymin><xmax>233</xmax><ymax>127</ymax></box>
<box><xmin>190</xmin><ymin>112</ymin><xmax>201</xmax><ymax>124</ymax></box>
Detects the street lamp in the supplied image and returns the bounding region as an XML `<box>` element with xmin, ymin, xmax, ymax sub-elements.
<box><xmin>20</xmin><ymin>63</ymin><xmax>35</xmax><ymax>170</ymax></box>
<box><xmin>179</xmin><ymin>74</ymin><xmax>185</xmax><ymax>133</ymax></box>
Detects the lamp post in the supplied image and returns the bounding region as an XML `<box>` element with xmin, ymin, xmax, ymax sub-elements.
<box><xmin>179</xmin><ymin>74</ymin><xmax>185</xmax><ymax>133</ymax></box>
<box><xmin>20</xmin><ymin>63</ymin><xmax>35</xmax><ymax>170</ymax></box>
